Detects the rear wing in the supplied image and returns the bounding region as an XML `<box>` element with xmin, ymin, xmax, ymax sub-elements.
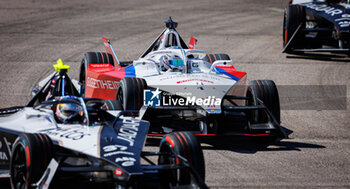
<box><xmin>102</xmin><ymin>37</ymin><xmax>121</xmax><ymax>68</ymax></box>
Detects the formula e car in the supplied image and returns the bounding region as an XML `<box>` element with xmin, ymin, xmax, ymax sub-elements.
<box><xmin>0</xmin><ymin>60</ymin><xmax>206</xmax><ymax>189</ymax></box>
<box><xmin>79</xmin><ymin>18</ymin><xmax>287</xmax><ymax>140</ymax></box>
<box><xmin>283</xmin><ymin>0</ymin><xmax>350</xmax><ymax>55</ymax></box>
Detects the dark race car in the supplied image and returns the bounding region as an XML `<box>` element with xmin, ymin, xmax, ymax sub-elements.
<box><xmin>283</xmin><ymin>0</ymin><xmax>350</xmax><ymax>56</ymax></box>
<box><xmin>0</xmin><ymin>60</ymin><xmax>207</xmax><ymax>189</ymax></box>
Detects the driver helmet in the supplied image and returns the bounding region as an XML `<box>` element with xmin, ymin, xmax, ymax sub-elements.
<box><xmin>55</xmin><ymin>102</ymin><xmax>84</xmax><ymax>124</ymax></box>
<box><xmin>160</xmin><ymin>55</ymin><xmax>185</xmax><ymax>72</ymax></box>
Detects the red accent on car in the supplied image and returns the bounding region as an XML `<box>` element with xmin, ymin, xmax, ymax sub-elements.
<box><xmin>165</xmin><ymin>136</ymin><xmax>179</xmax><ymax>163</ymax></box>
<box><xmin>244</xmin><ymin>134</ymin><xmax>269</xmax><ymax>136</ymax></box>
<box><xmin>188</xmin><ymin>37</ymin><xmax>197</xmax><ymax>49</ymax></box>
<box><xmin>216</xmin><ymin>66</ymin><xmax>247</xmax><ymax>79</ymax></box>
<box><xmin>165</xmin><ymin>136</ymin><xmax>175</xmax><ymax>148</ymax></box>
<box><xmin>148</xmin><ymin>133</ymin><xmax>165</xmax><ymax>136</ymax></box>
<box><xmin>178</xmin><ymin>132</ymin><xmax>192</xmax><ymax>164</ymax></box>
<box><xmin>88</xmin><ymin>64</ymin><xmax>114</xmax><ymax>72</ymax></box>
<box><xmin>284</xmin><ymin>29</ymin><xmax>288</xmax><ymax>45</ymax></box>
<box><xmin>114</xmin><ymin>168</ymin><xmax>123</xmax><ymax>176</ymax></box>
<box><xmin>25</xmin><ymin>146</ymin><xmax>31</xmax><ymax>167</ymax></box>
<box><xmin>84</xmin><ymin>68</ymin><xmax>125</xmax><ymax>100</ymax></box>
<box><xmin>194</xmin><ymin>134</ymin><xmax>216</xmax><ymax>136</ymax></box>
<box><xmin>102</xmin><ymin>37</ymin><xmax>120</xmax><ymax>68</ymax></box>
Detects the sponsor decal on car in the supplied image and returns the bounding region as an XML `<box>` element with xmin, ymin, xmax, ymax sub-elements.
<box><xmin>103</xmin><ymin>144</ymin><xmax>134</xmax><ymax>157</ymax></box>
<box><xmin>116</xmin><ymin>119</ymin><xmax>140</xmax><ymax>147</ymax></box>
<box><xmin>335</xmin><ymin>14</ymin><xmax>350</xmax><ymax>27</ymax></box>
<box><xmin>176</xmin><ymin>79</ymin><xmax>214</xmax><ymax>84</ymax></box>
<box><xmin>304</xmin><ymin>3</ymin><xmax>343</xmax><ymax>16</ymax></box>
<box><xmin>86</xmin><ymin>77</ymin><xmax>119</xmax><ymax>89</ymax></box>
<box><xmin>40</xmin><ymin>128</ymin><xmax>91</xmax><ymax>140</ymax></box>
<box><xmin>101</xmin><ymin>119</ymin><xmax>141</xmax><ymax>167</ymax></box>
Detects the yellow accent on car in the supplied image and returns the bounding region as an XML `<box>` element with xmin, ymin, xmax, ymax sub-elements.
<box><xmin>53</xmin><ymin>59</ymin><xmax>70</xmax><ymax>73</ymax></box>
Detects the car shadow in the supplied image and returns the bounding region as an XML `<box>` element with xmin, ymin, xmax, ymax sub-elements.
<box><xmin>200</xmin><ymin>126</ymin><xmax>325</xmax><ymax>153</ymax></box>
<box><xmin>200</xmin><ymin>137</ymin><xmax>326</xmax><ymax>154</ymax></box>
<box><xmin>286</xmin><ymin>53</ymin><xmax>350</xmax><ymax>63</ymax></box>
<box><xmin>146</xmin><ymin>136</ymin><xmax>326</xmax><ymax>154</ymax></box>
<box><xmin>145</xmin><ymin>126</ymin><xmax>325</xmax><ymax>154</ymax></box>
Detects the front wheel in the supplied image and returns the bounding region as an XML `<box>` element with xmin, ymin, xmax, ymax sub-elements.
<box><xmin>116</xmin><ymin>78</ymin><xmax>147</xmax><ymax>111</ymax></box>
<box><xmin>248</xmin><ymin>80</ymin><xmax>280</xmax><ymax>124</ymax></box>
<box><xmin>10</xmin><ymin>134</ymin><xmax>53</xmax><ymax>189</ymax></box>
<box><xmin>158</xmin><ymin>131</ymin><xmax>205</xmax><ymax>187</ymax></box>
<box><xmin>283</xmin><ymin>5</ymin><xmax>305</xmax><ymax>51</ymax></box>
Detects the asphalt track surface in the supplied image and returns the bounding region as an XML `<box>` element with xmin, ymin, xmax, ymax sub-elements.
<box><xmin>0</xmin><ymin>0</ymin><xmax>349</xmax><ymax>188</ymax></box>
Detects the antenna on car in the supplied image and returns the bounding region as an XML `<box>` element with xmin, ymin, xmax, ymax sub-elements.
<box><xmin>53</xmin><ymin>59</ymin><xmax>70</xmax><ymax>96</ymax></box>
<box><xmin>165</xmin><ymin>16</ymin><xmax>178</xmax><ymax>29</ymax></box>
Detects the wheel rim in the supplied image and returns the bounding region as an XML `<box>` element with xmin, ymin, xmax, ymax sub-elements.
<box><xmin>11</xmin><ymin>144</ymin><xmax>27</xmax><ymax>189</ymax></box>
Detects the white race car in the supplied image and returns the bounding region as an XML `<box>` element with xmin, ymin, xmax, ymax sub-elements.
<box><xmin>0</xmin><ymin>61</ymin><xmax>206</xmax><ymax>189</ymax></box>
<box><xmin>79</xmin><ymin>17</ymin><xmax>287</xmax><ymax>141</ymax></box>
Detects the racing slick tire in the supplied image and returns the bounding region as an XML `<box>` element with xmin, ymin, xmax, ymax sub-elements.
<box><xmin>10</xmin><ymin>133</ymin><xmax>53</xmax><ymax>189</ymax></box>
<box><xmin>79</xmin><ymin>52</ymin><xmax>115</xmax><ymax>97</ymax></box>
<box><xmin>248</xmin><ymin>80</ymin><xmax>280</xmax><ymax>124</ymax></box>
<box><xmin>158</xmin><ymin>131</ymin><xmax>205</xmax><ymax>187</ymax></box>
<box><xmin>104</xmin><ymin>99</ymin><xmax>123</xmax><ymax>110</ymax></box>
<box><xmin>116</xmin><ymin>78</ymin><xmax>147</xmax><ymax>111</ymax></box>
<box><xmin>283</xmin><ymin>5</ymin><xmax>305</xmax><ymax>52</ymax></box>
<box><xmin>203</xmin><ymin>54</ymin><xmax>230</xmax><ymax>64</ymax></box>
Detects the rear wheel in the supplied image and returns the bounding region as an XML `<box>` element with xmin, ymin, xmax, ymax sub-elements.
<box><xmin>10</xmin><ymin>134</ymin><xmax>53</xmax><ymax>189</ymax></box>
<box><xmin>283</xmin><ymin>5</ymin><xmax>305</xmax><ymax>52</ymax></box>
<box><xmin>104</xmin><ymin>99</ymin><xmax>123</xmax><ymax>111</ymax></box>
<box><xmin>158</xmin><ymin>131</ymin><xmax>205</xmax><ymax>188</ymax></box>
<box><xmin>116</xmin><ymin>78</ymin><xmax>147</xmax><ymax>111</ymax></box>
<box><xmin>79</xmin><ymin>52</ymin><xmax>115</xmax><ymax>97</ymax></box>
<box><xmin>203</xmin><ymin>54</ymin><xmax>230</xmax><ymax>64</ymax></box>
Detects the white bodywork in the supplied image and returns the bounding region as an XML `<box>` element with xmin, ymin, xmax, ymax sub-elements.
<box><xmin>0</xmin><ymin>108</ymin><xmax>122</xmax><ymax>158</ymax></box>
<box><xmin>292</xmin><ymin>0</ymin><xmax>315</xmax><ymax>4</ymax></box>
<box><xmin>130</xmin><ymin>47</ymin><xmax>246</xmax><ymax>113</ymax></box>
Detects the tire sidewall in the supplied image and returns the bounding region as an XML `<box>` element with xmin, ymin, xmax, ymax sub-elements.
<box><xmin>248</xmin><ymin>80</ymin><xmax>280</xmax><ymax>124</ymax></box>
<box><xmin>117</xmin><ymin>78</ymin><xmax>146</xmax><ymax>111</ymax></box>
<box><xmin>158</xmin><ymin>132</ymin><xmax>205</xmax><ymax>185</ymax></box>
<box><xmin>10</xmin><ymin>134</ymin><xmax>53</xmax><ymax>189</ymax></box>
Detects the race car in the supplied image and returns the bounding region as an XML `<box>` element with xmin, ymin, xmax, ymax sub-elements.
<box><xmin>0</xmin><ymin>60</ymin><xmax>206</xmax><ymax>189</ymax></box>
<box><xmin>79</xmin><ymin>17</ymin><xmax>287</xmax><ymax>140</ymax></box>
<box><xmin>283</xmin><ymin>0</ymin><xmax>350</xmax><ymax>55</ymax></box>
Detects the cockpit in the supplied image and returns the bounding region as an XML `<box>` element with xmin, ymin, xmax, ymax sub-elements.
<box><xmin>133</xmin><ymin>17</ymin><xmax>233</xmax><ymax>76</ymax></box>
